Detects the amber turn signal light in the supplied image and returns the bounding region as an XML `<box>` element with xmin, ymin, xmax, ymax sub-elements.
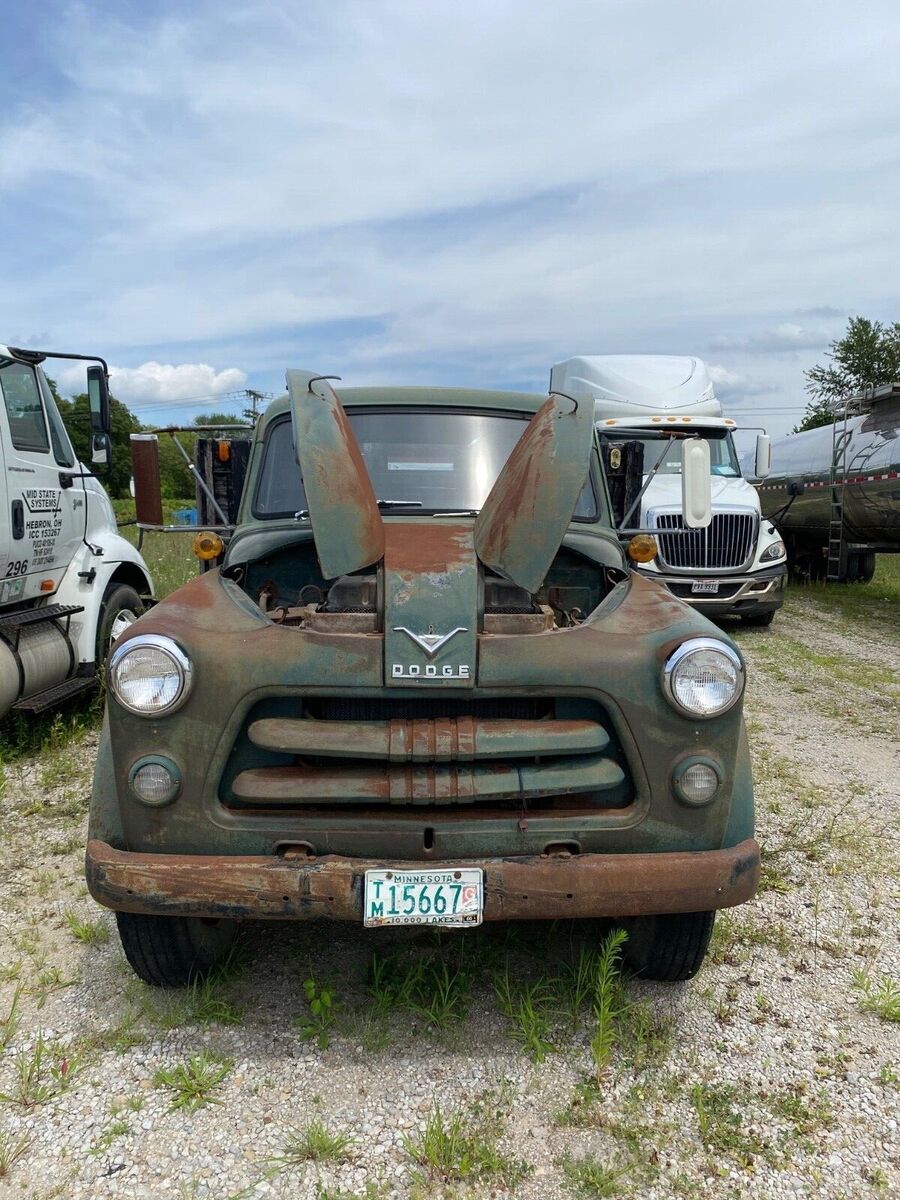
<box><xmin>192</xmin><ymin>532</ymin><xmax>225</xmax><ymax>561</ymax></box>
<box><xmin>627</xmin><ymin>534</ymin><xmax>657</xmax><ymax>563</ymax></box>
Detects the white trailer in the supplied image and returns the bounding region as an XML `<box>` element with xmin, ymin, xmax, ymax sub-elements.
<box><xmin>550</xmin><ymin>355</ymin><xmax>787</xmax><ymax>625</ymax></box>
<box><xmin>0</xmin><ymin>346</ymin><xmax>153</xmax><ymax>716</ymax></box>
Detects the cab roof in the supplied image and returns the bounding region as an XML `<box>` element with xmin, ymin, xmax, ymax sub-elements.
<box><xmin>257</xmin><ymin>385</ymin><xmax>546</xmax><ymax>438</ymax></box>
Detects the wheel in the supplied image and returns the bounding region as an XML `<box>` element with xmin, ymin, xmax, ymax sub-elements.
<box><xmin>851</xmin><ymin>552</ymin><xmax>876</xmax><ymax>584</ymax></box>
<box><xmin>621</xmin><ymin>910</ymin><xmax>715</xmax><ymax>981</ymax></box>
<box><xmin>739</xmin><ymin>609</ymin><xmax>776</xmax><ymax>627</ymax></box>
<box><xmin>96</xmin><ymin>583</ymin><xmax>144</xmax><ymax>665</ymax></box>
<box><xmin>116</xmin><ymin>911</ymin><xmax>237</xmax><ymax>987</ymax></box>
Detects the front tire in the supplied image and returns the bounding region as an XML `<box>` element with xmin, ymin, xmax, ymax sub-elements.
<box><xmin>116</xmin><ymin>912</ymin><xmax>237</xmax><ymax>987</ymax></box>
<box><xmin>97</xmin><ymin>582</ymin><xmax>144</xmax><ymax>666</ymax></box>
<box><xmin>621</xmin><ymin>911</ymin><xmax>715</xmax><ymax>982</ymax></box>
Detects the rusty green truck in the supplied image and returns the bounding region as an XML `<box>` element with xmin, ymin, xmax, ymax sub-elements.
<box><xmin>86</xmin><ymin>374</ymin><xmax>759</xmax><ymax>986</ymax></box>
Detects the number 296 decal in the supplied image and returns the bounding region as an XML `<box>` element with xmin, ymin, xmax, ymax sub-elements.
<box><xmin>5</xmin><ymin>561</ymin><xmax>28</xmax><ymax>577</ymax></box>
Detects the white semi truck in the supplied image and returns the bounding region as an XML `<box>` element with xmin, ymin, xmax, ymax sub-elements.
<box><xmin>0</xmin><ymin>346</ymin><xmax>153</xmax><ymax>716</ymax></box>
<box><xmin>550</xmin><ymin>355</ymin><xmax>787</xmax><ymax>626</ymax></box>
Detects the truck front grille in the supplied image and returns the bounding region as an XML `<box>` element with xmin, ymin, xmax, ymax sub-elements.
<box><xmin>222</xmin><ymin>696</ymin><xmax>632</xmax><ymax>814</ymax></box>
<box><xmin>654</xmin><ymin>511</ymin><xmax>757</xmax><ymax>570</ymax></box>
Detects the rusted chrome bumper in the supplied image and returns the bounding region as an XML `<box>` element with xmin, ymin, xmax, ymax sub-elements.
<box><xmin>86</xmin><ymin>837</ymin><xmax>759</xmax><ymax>921</ymax></box>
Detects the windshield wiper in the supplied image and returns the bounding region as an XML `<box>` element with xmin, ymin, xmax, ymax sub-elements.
<box><xmin>432</xmin><ymin>509</ymin><xmax>478</xmax><ymax>517</ymax></box>
<box><xmin>294</xmin><ymin>498</ymin><xmax>423</xmax><ymax>521</ymax></box>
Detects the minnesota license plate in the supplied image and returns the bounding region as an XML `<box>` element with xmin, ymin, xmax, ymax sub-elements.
<box><xmin>363</xmin><ymin>868</ymin><xmax>483</xmax><ymax>928</ymax></box>
<box><xmin>691</xmin><ymin>580</ymin><xmax>720</xmax><ymax>594</ymax></box>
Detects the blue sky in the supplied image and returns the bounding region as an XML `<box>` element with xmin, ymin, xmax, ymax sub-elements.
<box><xmin>1</xmin><ymin>0</ymin><xmax>898</xmax><ymax>438</ymax></box>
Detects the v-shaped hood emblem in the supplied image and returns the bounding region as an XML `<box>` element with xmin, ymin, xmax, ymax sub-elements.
<box><xmin>393</xmin><ymin>625</ymin><xmax>468</xmax><ymax>658</ymax></box>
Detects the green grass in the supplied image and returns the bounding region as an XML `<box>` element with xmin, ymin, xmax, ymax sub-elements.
<box><xmin>369</xmin><ymin>943</ymin><xmax>473</xmax><ymax>1032</ymax></box>
<box><xmin>403</xmin><ymin>1102</ymin><xmax>528</xmax><ymax>1190</ymax></box>
<box><xmin>1</xmin><ymin>985</ymin><xmax>22</xmax><ymax>1049</ymax></box>
<box><xmin>64</xmin><ymin>910</ymin><xmax>110</xmax><ymax>947</ymax></box>
<box><xmin>558</xmin><ymin>1152</ymin><xmax>633</xmax><ymax>1198</ymax></box>
<box><xmin>153</xmin><ymin>1051</ymin><xmax>233</xmax><ymax>1111</ymax></box>
<box><xmin>0</xmin><ymin>1035</ymin><xmax>81</xmax><ymax>1108</ymax></box>
<box><xmin>853</xmin><ymin>971</ymin><xmax>900</xmax><ymax>1022</ymax></box>
<box><xmin>787</xmin><ymin>555</ymin><xmax>900</xmax><ymax>633</ymax></box>
<box><xmin>689</xmin><ymin>1082</ymin><xmax>771</xmax><ymax>1167</ymax></box>
<box><xmin>494</xmin><ymin>972</ymin><xmax>555</xmax><ymax>1062</ymax></box>
<box><xmin>270</xmin><ymin>1119</ymin><xmax>355</xmax><ymax>1166</ymax></box>
<box><xmin>0</xmin><ymin>1128</ymin><xmax>31</xmax><ymax>1178</ymax></box>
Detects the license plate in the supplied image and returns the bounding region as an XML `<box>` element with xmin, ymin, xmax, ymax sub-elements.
<box><xmin>363</xmin><ymin>868</ymin><xmax>483</xmax><ymax>928</ymax></box>
<box><xmin>691</xmin><ymin>580</ymin><xmax>720</xmax><ymax>594</ymax></box>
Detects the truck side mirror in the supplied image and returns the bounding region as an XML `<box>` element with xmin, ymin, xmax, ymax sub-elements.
<box><xmin>681</xmin><ymin>439</ymin><xmax>712</xmax><ymax>528</ymax></box>
<box><xmin>91</xmin><ymin>432</ymin><xmax>111</xmax><ymax>469</ymax></box>
<box><xmin>754</xmin><ymin>433</ymin><xmax>771</xmax><ymax>479</ymax></box>
<box><xmin>87</xmin><ymin>364</ymin><xmax>111</xmax><ymax>434</ymax></box>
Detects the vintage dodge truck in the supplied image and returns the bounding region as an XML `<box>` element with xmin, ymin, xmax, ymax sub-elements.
<box><xmin>86</xmin><ymin>374</ymin><xmax>759</xmax><ymax>986</ymax></box>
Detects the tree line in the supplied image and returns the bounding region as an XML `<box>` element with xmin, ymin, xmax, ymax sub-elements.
<box><xmin>46</xmin><ymin>378</ymin><xmax>250</xmax><ymax>500</ymax></box>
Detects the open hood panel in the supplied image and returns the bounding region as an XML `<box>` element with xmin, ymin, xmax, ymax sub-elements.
<box><xmin>287</xmin><ymin>370</ymin><xmax>385</xmax><ymax>579</ymax></box>
<box><xmin>474</xmin><ymin>392</ymin><xmax>594</xmax><ymax>594</ymax></box>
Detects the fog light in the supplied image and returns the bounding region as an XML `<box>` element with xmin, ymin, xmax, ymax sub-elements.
<box><xmin>193</xmin><ymin>531</ymin><xmax>224</xmax><ymax>561</ymax></box>
<box><xmin>673</xmin><ymin>759</ymin><xmax>720</xmax><ymax>806</ymax></box>
<box><xmin>129</xmin><ymin>757</ymin><xmax>181</xmax><ymax>806</ymax></box>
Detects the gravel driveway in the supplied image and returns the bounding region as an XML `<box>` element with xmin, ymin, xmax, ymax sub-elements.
<box><xmin>1</xmin><ymin>594</ymin><xmax>897</xmax><ymax>1200</ymax></box>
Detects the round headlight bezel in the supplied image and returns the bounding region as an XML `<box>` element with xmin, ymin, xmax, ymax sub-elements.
<box><xmin>109</xmin><ymin>634</ymin><xmax>193</xmax><ymax>717</ymax></box>
<box><xmin>663</xmin><ymin>638</ymin><xmax>744</xmax><ymax>719</ymax></box>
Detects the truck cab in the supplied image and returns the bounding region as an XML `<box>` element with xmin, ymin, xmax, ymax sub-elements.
<box><xmin>551</xmin><ymin>356</ymin><xmax>787</xmax><ymax>626</ymax></box>
<box><xmin>0</xmin><ymin>346</ymin><xmax>153</xmax><ymax>716</ymax></box>
<box><xmin>87</xmin><ymin>376</ymin><xmax>759</xmax><ymax>987</ymax></box>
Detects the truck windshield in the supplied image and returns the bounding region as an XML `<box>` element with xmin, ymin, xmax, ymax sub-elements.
<box><xmin>638</xmin><ymin>434</ymin><xmax>740</xmax><ymax>478</ymax></box>
<box><xmin>254</xmin><ymin>409</ymin><xmax>598</xmax><ymax>519</ymax></box>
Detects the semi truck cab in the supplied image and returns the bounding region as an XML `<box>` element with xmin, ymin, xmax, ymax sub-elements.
<box><xmin>0</xmin><ymin>346</ymin><xmax>153</xmax><ymax>716</ymax></box>
<box><xmin>87</xmin><ymin>375</ymin><xmax>759</xmax><ymax>987</ymax></box>
<box><xmin>551</xmin><ymin>356</ymin><xmax>788</xmax><ymax>627</ymax></box>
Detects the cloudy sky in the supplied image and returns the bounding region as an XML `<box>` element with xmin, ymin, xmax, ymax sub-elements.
<box><xmin>1</xmin><ymin>0</ymin><xmax>897</xmax><ymax>439</ymax></box>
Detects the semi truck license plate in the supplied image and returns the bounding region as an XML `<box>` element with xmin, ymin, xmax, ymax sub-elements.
<box><xmin>363</xmin><ymin>868</ymin><xmax>483</xmax><ymax>927</ymax></box>
<box><xmin>691</xmin><ymin>580</ymin><xmax>720</xmax><ymax>594</ymax></box>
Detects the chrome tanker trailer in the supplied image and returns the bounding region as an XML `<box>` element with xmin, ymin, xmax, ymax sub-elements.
<box><xmin>754</xmin><ymin>383</ymin><xmax>900</xmax><ymax>582</ymax></box>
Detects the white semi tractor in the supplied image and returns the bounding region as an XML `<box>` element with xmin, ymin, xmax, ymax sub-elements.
<box><xmin>550</xmin><ymin>355</ymin><xmax>787</xmax><ymax>626</ymax></box>
<box><xmin>0</xmin><ymin>346</ymin><xmax>153</xmax><ymax>716</ymax></box>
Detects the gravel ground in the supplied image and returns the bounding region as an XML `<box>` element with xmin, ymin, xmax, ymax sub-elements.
<box><xmin>0</xmin><ymin>595</ymin><xmax>898</xmax><ymax>1200</ymax></box>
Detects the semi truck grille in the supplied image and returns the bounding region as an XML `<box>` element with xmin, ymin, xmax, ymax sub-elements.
<box><xmin>654</xmin><ymin>511</ymin><xmax>757</xmax><ymax>570</ymax></box>
<box><xmin>223</xmin><ymin>696</ymin><xmax>632</xmax><ymax>813</ymax></box>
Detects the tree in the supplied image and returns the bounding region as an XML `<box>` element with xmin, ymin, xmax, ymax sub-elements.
<box><xmin>192</xmin><ymin>411</ymin><xmax>251</xmax><ymax>428</ymax></box>
<box><xmin>54</xmin><ymin>386</ymin><xmax>141</xmax><ymax>499</ymax></box>
<box><xmin>797</xmin><ymin>316</ymin><xmax>900</xmax><ymax>431</ymax></box>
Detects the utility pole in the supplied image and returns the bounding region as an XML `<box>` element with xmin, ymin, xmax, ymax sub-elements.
<box><xmin>242</xmin><ymin>389</ymin><xmax>267</xmax><ymax>423</ymax></box>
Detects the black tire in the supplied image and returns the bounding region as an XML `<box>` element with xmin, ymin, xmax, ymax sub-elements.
<box><xmin>97</xmin><ymin>582</ymin><xmax>145</xmax><ymax>666</ymax></box>
<box><xmin>116</xmin><ymin>911</ymin><xmax>237</xmax><ymax>987</ymax></box>
<box><xmin>739</xmin><ymin>609</ymin><xmax>776</xmax><ymax>627</ymax></box>
<box><xmin>621</xmin><ymin>910</ymin><xmax>715</xmax><ymax>982</ymax></box>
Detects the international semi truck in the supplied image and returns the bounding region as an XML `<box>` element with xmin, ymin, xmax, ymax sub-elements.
<box><xmin>0</xmin><ymin>346</ymin><xmax>153</xmax><ymax>717</ymax></box>
<box><xmin>550</xmin><ymin>356</ymin><xmax>787</xmax><ymax>626</ymax></box>
<box><xmin>86</xmin><ymin>372</ymin><xmax>759</xmax><ymax>988</ymax></box>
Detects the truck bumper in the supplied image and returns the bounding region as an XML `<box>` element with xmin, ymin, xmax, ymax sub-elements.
<box><xmin>639</xmin><ymin>564</ymin><xmax>786</xmax><ymax>616</ymax></box>
<box><xmin>85</xmin><ymin>837</ymin><xmax>760</xmax><ymax>922</ymax></box>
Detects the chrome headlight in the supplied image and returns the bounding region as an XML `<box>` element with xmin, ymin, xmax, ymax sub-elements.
<box><xmin>109</xmin><ymin>635</ymin><xmax>192</xmax><ymax>716</ymax></box>
<box><xmin>760</xmin><ymin>539</ymin><xmax>786</xmax><ymax>563</ymax></box>
<box><xmin>663</xmin><ymin>638</ymin><xmax>743</xmax><ymax>718</ymax></box>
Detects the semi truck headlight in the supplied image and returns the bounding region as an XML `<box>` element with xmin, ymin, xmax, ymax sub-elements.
<box><xmin>109</xmin><ymin>635</ymin><xmax>193</xmax><ymax>716</ymax></box>
<box><xmin>760</xmin><ymin>540</ymin><xmax>786</xmax><ymax>563</ymax></box>
<box><xmin>663</xmin><ymin>638</ymin><xmax>743</xmax><ymax>718</ymax></box>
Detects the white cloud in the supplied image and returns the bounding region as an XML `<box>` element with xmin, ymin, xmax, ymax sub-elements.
<box><xmin>55</xmin><ymin>361</ymin><xmax>247</xmax><ymax>405</ymax></box>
